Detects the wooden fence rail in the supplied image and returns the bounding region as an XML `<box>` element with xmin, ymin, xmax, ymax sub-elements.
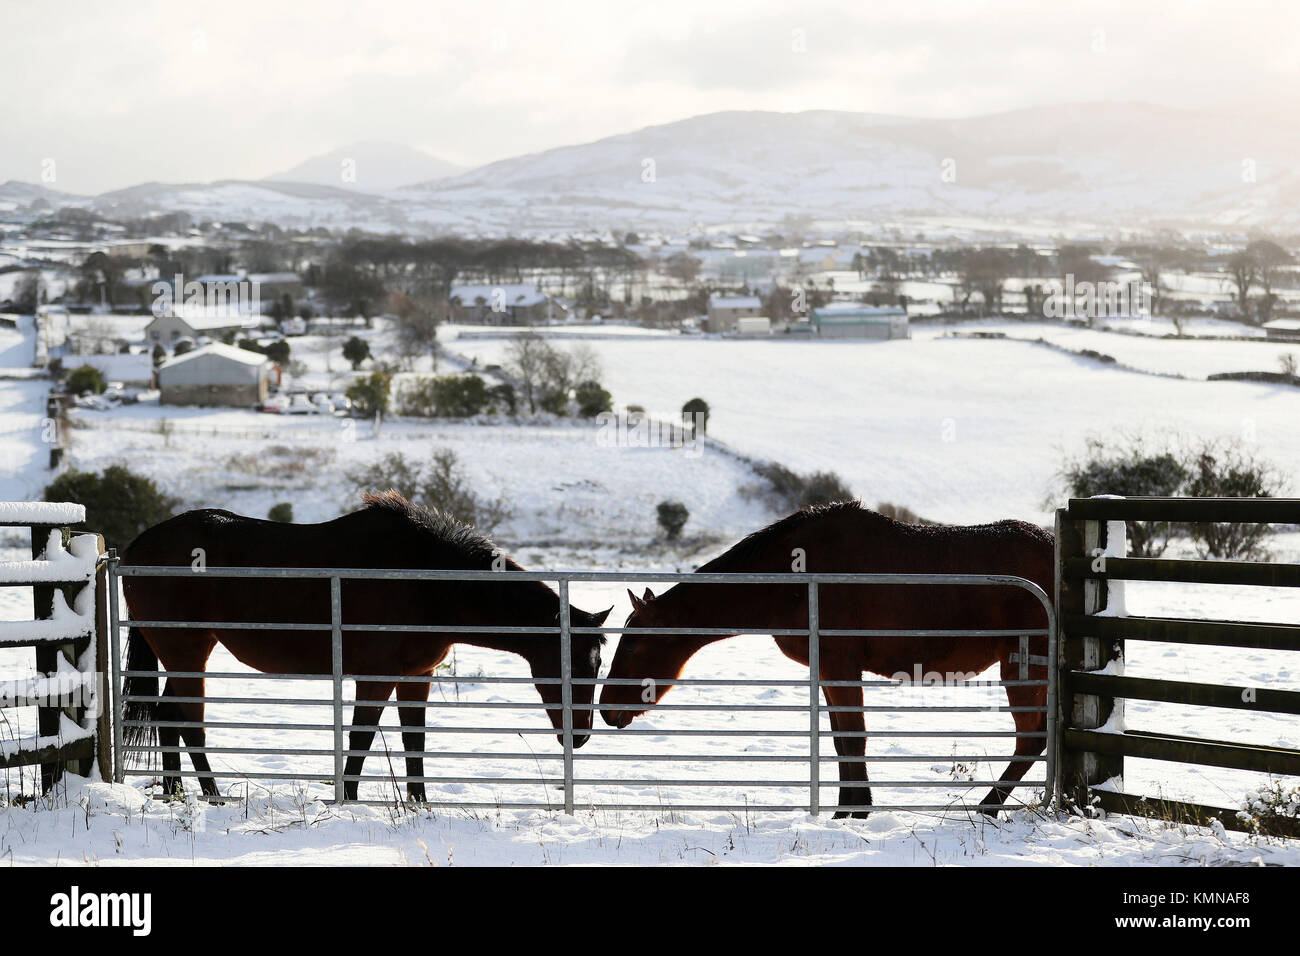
<box><xmin>0</xmin><ymin>504</ymin><xmax>108</xmax><ymax>794</ymax></box>
<box><xmin>1055</xmin><ymin>496</ymin><xmax>1300</xmax><ymax>839</ymax></box>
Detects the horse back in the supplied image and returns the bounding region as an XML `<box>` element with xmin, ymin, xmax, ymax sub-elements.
<box><xmin>767</xmin><ymin>511</ymin><xmax>1054</xmax><ymax>632</ymax></box>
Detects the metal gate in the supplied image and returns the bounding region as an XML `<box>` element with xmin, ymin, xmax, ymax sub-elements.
<box><xmin>107</xmin><ymin>559</ymin><xmax>1056</xmax><ymax>815</ymax></box>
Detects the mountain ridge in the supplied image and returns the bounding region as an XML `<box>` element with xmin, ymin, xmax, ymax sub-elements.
<box><xmin>6</xmin><ymin>104</ymin><xmax>1297</xmax><ymax>234</ymax></box>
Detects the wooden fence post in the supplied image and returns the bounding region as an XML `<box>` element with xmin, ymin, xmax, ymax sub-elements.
<box><xmin>1056</xmin><ymin>507</ymin><xmax>1125</xmax><ymax>810</ymax></box>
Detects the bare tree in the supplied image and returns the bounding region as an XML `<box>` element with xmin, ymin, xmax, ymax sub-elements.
<box><xmin>503</xmin><ymin>334</ymin><xmax>603</xmax><ymax>414</ymax></box>
<box><xmin>960</xmin><ymin>248</ymin><xmax>1012</xmax><ymax>316</ymax></box>
<box><xmin>389</xmin><ymin>291</ymin><xmax>441</xmax><ymax>371</ymax></box>
<box><xmin>1246</xmin><ymin>239</ymin><xmax>1292</xmax><ymax>322</ymax></box>
<box><xmin>503</xmin><ymin>332</ymin><xmax>553</xmax><ymax>413</ymax></box>
<box><xmin>1226</xmin><ymin>251</ymin><xmax>1256</xmax><ymax>320</ymax></box>
<box><xmin>663</xmin><ymin>252</ymin><xmax>702</xmax><ymax>288</ymax></box>
<box><xmin>1121</xmin><ymin>244</ymin><xmax>1182</xmax><ymax>317</ymax></box>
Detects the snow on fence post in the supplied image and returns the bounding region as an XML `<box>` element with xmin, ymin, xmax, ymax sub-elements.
<box><xmin>1055</xmin><ymin>504</ymin><xmax>1126</xmax><ymax>811</ymax></box>
<box><xmin>0</xmin><ymin>502</ymin><xmax>106</xmax><ymax>793</ymax></box>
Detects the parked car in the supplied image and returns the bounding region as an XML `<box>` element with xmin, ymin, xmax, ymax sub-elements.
<box><xmin>285</xmin><ymin>394</ymin><xmax>323</xmax><ymax>415</ymax></box>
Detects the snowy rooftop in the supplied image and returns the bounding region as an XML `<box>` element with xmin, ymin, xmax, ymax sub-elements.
<box><xmin>709</xmin><ymin>295</ymin><xmax>762</xmax><ymax>309</ymax></box>
<box><xmin>147</xmin><ymin>308</ymin><xmax>268</xmax><ymax>330</ymax></box>
<box><xmin>157</xmin><ymin>342</ymin><xmax>271</xmax><ymax>371</ymax></box>
<box><xmin>812</xmin><ymin>303</ymin><xmax>907</xmax><ymax>318</ymax></box>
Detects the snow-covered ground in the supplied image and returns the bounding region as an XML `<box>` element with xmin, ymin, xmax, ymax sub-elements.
<box><xmin>0</xmin><ymin>317</ymin><xmax>53</xmax><ymax>503</ymax></box>
<box><xmin>919</xmin><ymin>318</ymin><xmax>1293</xmax><ymax>381</ymax></box>
<box><xmin>59</xmin><ymin>413</ymin><xmax>767</xmax><ymax>546</ymax></box>
<box><xmin>449</xmin><ymin>328</ymin><xmax>1300</xmax><ymax>527</ymax></box>
<box><xmin>4</xmin><ymin>775</ymin><xmax>1295</xmax><ymax>866</ymax></box>
<box><xmin>1</xmin><ymin>317</ymin><xmax>1298</xmax><ymax>865</ymax></box>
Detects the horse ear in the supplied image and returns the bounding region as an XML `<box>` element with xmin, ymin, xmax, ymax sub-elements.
<box><xmin>642</xmin><ymin>587</ymin><xmax>656</xmax><ymax>603</ymax></box>
<box><xmin>592</xmin><ymin>606</ymin><xmax>613</xmax><ymax>625</ymax></box>
<box><xmin>627</xmin><ymin>588</ymin><xmax>645</xmax><ymax>611</ymax></box>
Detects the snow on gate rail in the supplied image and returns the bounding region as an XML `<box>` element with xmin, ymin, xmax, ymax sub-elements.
<box><xmin>108</xmin><ymin>561</ymin><xmax>1057</xmax><ymax>815</ymax></box>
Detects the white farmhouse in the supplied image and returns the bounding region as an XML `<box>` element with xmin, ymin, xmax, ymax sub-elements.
<box><xmin>706</xmin><ymin>294</ymin><xmax>763</xmax><ymax>333</ymax></box>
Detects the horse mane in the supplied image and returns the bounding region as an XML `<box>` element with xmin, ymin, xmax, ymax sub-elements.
<box><xmin>696</xmin><ymin>500</ymin><xmax>869</xmax><ymax>572</ymax></box>
<box><xmin>360</xmin><ymin>490</ymin><xmax>503</xmax><ymax>566</ymax></box>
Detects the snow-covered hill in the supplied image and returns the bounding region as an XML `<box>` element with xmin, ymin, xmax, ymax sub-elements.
<box><xmin>9</xmin><ymin>103</ymin><xmax>1300</xmax><ymax>234</ymax></box>
<box><xmin>87</xmin><ymin>180</ymin><xmax>393</xmax><ymax>228</ymax></box>
<box><xmin>407</xmin><ymin>103</ymin><xmax>1300</xmax><ymax>233</ymax></box>
<box><xmin>0</xmin><ymin>180</ymin><xmax>87</xmax><ymax>212</ymax></box>
<box><xmin>265</xmin><ymin>141</ymin><xmax>465</xmax><ymax>192</ymax></box>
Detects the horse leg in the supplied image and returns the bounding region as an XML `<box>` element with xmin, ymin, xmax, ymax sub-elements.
<box><xmin>823</xmin><ymin>681</ymin><xmax>871</xmax><ymax>819</ymax></box>
<box><xmin>341</xmin><ymin>680</ymin><xmax>395</xmax><ymax>801</ymax></box>
<box><xmin>154</xmin><ymin>633</ymin><xmax>218</xmax><ymax>798</ymax></box>
<box><xmin>396</xmin><ymin>679</ymin><xmax>431</xmax><ymax>803</ymax></box>
<box><xmin>157</xmin><ymin>676</ymin><xmax>184</xmax><ymax>797</ymax></box>
<box><xmin>170</xmin><ymin>674</ymin><xmax>222</xmax><ymax>799</ymax></box>
<box><xmin>977</xmin><ymin>653</ymin><xmax>1048</xmax><ymax>815</ymax></box>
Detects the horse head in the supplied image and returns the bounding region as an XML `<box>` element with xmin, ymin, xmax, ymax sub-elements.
<box><xmin>530</xmin><ymin>603</ymin><xmax>611</xmax><ymax>748</ymax></box>
<box><xmin>598</xmin><ymin>587</ymin><xmax>696</xmax><ymax>728</ymax></box>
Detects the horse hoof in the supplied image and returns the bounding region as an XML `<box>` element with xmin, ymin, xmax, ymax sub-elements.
<box><xmin>832</xmin><ymin>810</ymin><xmax>871</xmax><ymax>820</ymax></box>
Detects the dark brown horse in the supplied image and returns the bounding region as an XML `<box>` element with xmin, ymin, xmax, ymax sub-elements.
<box><xmin>599</xmin><ymin>502</ymin><xmax>1054</xmax><ymax>818</ymax></box>
<box><xmin>121</xmin><ymin>491</ymin><xmax>610</xmax><ymax>801</ymax></box>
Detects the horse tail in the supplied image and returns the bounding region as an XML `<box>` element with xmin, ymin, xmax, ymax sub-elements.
<box><xmin>121</xmin><ymin>628</ymin><xmax>158</xmax><ymax>761</ymax></box>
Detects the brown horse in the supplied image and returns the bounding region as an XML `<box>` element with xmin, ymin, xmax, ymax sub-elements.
<box><xmin>121</xmin><ymin>491</ymin><xmax>610</xmax><ymax>801</ymax></box>
<box><xmin>599</xmin><ymin>502</ymin><xmax>1054</xmax><ymax>818</ymax></box>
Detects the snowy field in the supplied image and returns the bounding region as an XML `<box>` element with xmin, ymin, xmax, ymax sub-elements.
<box><xmin>919</xmin><ymin>318</ymin><xmax>1294</xmax><ymax>381</ymax></box>
<box><xmin>1</xmin><ymin>318</ymin><xmax>1298</xmax><ymax>864</ymax></box>
<box><xmin>448</xmin><ymin>328</ymin><xmax>1300</xmax><ymax>526</ymax></box>
<box><xmin>57</xmin><ymin>413</ymin><xmax>769</xmax><ymax>547</ymax></box>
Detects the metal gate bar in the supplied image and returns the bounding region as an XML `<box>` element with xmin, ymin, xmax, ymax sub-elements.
<box><xmin>107</xmin><ymin>559</ymin><xmax>1056</xmax><ymax>814</ymax></box>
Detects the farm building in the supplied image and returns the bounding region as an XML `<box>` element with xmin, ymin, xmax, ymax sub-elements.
<box><xmin>244</xmin><ymin>272</ymin><xmax>305</xmax><ymax>304</ymax></box>
<box><xmin>706</xmin><ymin>294</ymin><xmax>763</xmax><ymax>333</ymax></box>
<box><xmin>155</xmin><ymin>343</ymin><xmax>274</xmax><ymax>407</ymax></box>
<box><xmin>144</xmin><ymin>307</ymin><xmax>268</xmax><ymax>345</ymax></box>
<box><xmin>732</xmin><ymin>316</ymin><xmax>772</xmax><ymax>336</ymax></box>
<box><xmin>1263</xmin><ymin>318</ymin><xmax>1300</xmax><ymax>342</ymax></box>
<box><xmin>448</xmin><ymin>284</ymin><xmax>560</xmax><ymax>324</ymax></box>
<box><xmin>811</xmin><ymin>303</ymin><xmax>909</xmax><ymax>340</ymax></box>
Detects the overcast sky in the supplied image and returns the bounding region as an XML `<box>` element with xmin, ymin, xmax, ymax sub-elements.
<box><xmin>3</xmin><ymin>0</ymin><xmax>1297</xmax><ymax>193</ymax></box>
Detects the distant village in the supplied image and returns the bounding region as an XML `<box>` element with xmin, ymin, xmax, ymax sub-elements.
<box><xmin>3</xmin><ymin>203</ymin><xmax>1300</xmax><ymax>411</ymax></box>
